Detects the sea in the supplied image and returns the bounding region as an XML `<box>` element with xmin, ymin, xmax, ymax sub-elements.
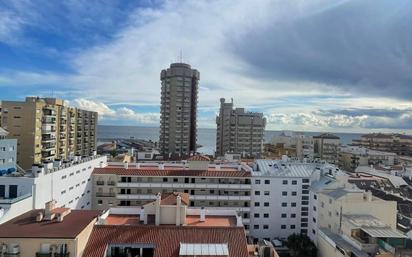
<box><xmin>97</xmin><ymin>125</ymin><xmax>363</xmax><ymax>155</ymax></box>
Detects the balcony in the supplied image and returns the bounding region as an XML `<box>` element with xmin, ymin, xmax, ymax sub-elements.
<box><xmin>54</xmin><ymin>253</ymin><xmax>70</xmax><ymax>257</ymax></box>
<box><xmin>107</xmin><ymin>181</ymin><xmax>116</xmax><ymax>186</ymax></box>
<box><xmin>116</xmin><ymin>182</ymin><xmax>251</xmax><ymax>190</ymax></box>
<box><xmin>96</xmin><ymin>192</ymin><xmax>116</xmax><ymax>197</ymax></box>
<box><xmin>96</xmin><ymin>181</ymin><xmax>105</xmax><ymax>185</ymax></box>
<box><xmin>36</xmin><ymin>253</ymin><xmax>51</xmax><ymax>257</ymax></box>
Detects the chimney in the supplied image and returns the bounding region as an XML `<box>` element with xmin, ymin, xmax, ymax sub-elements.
<box><xmin>155</xmin><ymin>193</ymin><xmax>161</xmax><ymax>226</ymax></box>
<box><xmin>236</xmin><ymin>212</ymin><xmax>243</xmax><ymax>227</ymax></box>
<box><xmin>43</xmin><ymin>161</ymin><xmax>53</xmax><ymax>172</ymax></box>
<box><xmin>36</xmin><ymin>212</ymin><xmax>44</xmax><ymax>222</ymax></box>
<box><xmin>282</xmin><ymin>155</ymin><xmax>288</xmax><ymax>162</ymax></box>
<box><xmin>364</xmin><ymin>191</ymin><xmax>372</xmax><ymax>202</ymax></box>
<box><xmin>53</xmin><ymin>159</ymin><xmax>62</xmax><ymax>168</ymax></box>
<box><xmin>176</xmin><ymin>194</ymin><xmax>182</xmax><ymax>226</ymax></box>
<box><xmin>124</xmin><ymin>162</ymin><xmax>129</xmax><ymax>169</ymax></box>
<box><xmin>140</xmin><ymin>207</ymin><xmax>146</xmax><ymax>224</ymax></box>
<box><xmin>200</xmin><ymin>207</ymin><xmax>206</xmax><ymax>222</ymax></box>
<box><xmin>44</xmin><ymin>200</ymin><xmax>57</xmax><ymax>221</ymax></box>
<box><xmin>32</xmin><ymin>165</ymin><xmax>45</xmax><ymax>177</ymax></box>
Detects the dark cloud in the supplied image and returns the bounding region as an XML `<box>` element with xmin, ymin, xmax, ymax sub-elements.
<box><xmin>316</xmin><ymin>108</ymin><xmax>412</xmax><ymax>118</ymax></box>
<box><xmin>231</xmin><ymin>0</ymin><xmax>412</xmax><ymax>99</ymax></box>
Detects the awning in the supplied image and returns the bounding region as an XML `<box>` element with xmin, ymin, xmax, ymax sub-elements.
<box><xmin>361</xmin><ymin>227</ymin><xmax>407</xmax><ymax>238</ymax></box>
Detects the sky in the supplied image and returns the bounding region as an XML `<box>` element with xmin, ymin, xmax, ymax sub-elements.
<box><xmin>1</xmin><ymin>0</ymin><xmax>412</xmax><ymax>133</ymax></box>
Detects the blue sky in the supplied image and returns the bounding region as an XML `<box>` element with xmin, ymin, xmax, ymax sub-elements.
<box><xmin>1</xmin><ymin>0</ymin><xmax>412</xmax><ymax>133</ymax></box>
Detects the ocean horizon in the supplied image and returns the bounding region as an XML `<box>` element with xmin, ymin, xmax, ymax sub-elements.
<box><xmin>97</xmin><ymin>125</ymin><xmax>364</xmax><ymax>155</ymax></box>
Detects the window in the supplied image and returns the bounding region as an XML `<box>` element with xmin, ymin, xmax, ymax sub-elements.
<box><xmin>61</xmin><ymin>190</ymin><xmax>66</xmax><ymax>195</ymax></box>
<box><xmin>313</xmin><ymin>218</ymin><xmax>317</xmax><ymax>223</ymax></box>
<box><xmin>281</xmin><ymin>213</ymin><xmax>287</xmax><ymax>218</ymax></box>
<box><xmin>292</xmin><ymin>180</ymin><xmax>297</xmax><ymax>185</ymax></box>
<box><xmin>291</xmin><ymin>202</ymin><xmax>297</xmax><ymax>207</ymax></box>
<box><xmin>314</xmin><ymin>194</ymin><xmax>317</xmax><ymax>200</ymax></box>
<box><xmin>291</xmin><ymin>214</ymin><xmax>296</xmax><ymax>218</ymax></box>
<box><xmin>61</xmin><ymin>175</ymin><xmax>67</xmax><ymax>179</ymax></box>
<box><xmin>282</xmin><ymin>191</ymin><xmax>287</xmax><ymax>196</ymax></box>
<box><xmin>329</xmin><ymin>199</ymin><xmax>332</xmax><ymax>204</ymax></box>
<box><xmin>254</xmin><ymin>202</ymin><xmax>260</xmax><ymax>207</ymax></box>
<box><xmin>254</xmin><ymin>225</ymin><xmax>259</xmax><ymax>229</ymax></box>
<box><xmin>264</xmin><ymin>191</ymin><xmax>270</xmax><ymax>196</ymax></box>
<box><xmin>264</xmin><ymin>213</ymin><xmax>269</xmax><ymax>218</ymax></box>
<box><xmin>281</xmin><ymin>225</ymin><xmax>286</xmax><ymax>229</ymax></box>
<box><xmin>282</xmin><ymin>180</ymin><xmax>288</xmax><ymax>185</ymax></box>
<box><xmin>264</xmin><ymin>202</ymin><xmax>269</xmax><ymax>207</ymax></box>
<box><xmin>254</xmin><ymin>213</ymin><xmax>260</xmax><ymax>218</ymax></box>
<box><xmin>255</xmin><ymin>191</ymin><xmax>260</xmax><ymax>196</ymax></box>
<box><xmin>313</xmin><ymin>206</ymin><xmax>317</xmax><ymax>211</ymax></box>
<box><xmin>255</xmin><ymin>179</ymin><xmax>261</xmax><ymax>184</ymax></box>
<box><xmin>292</xmin><ymin>191</ymin><xmax>297</xmax><ymax>196</ymax></box>
<box><xmin>163</xmin><ymin>178</ymin><xmax>168</xmax><ymax>182</ymax></box>
<box><xmin>264</xmin><ymin>180</ymin><xmax>270</xmax><ymax>184</ymax></box>
<box><xmin>302</xmin><ymin>179</ymin><xmax>309</xmax><ymax>183</ymax></box>
<box><xmin>173</xmin><ymin>178</ymin><xmax>178</xmax><ymax>182</ymax></box>
<box><xmin>290</xmin><ymin>225</ymin><xmax>296</xmax><ymax>229</ymax></box>
<box><xmin>281</xmin><ymin>202</ymin><xmax>287</xmax><ymax>207</ymax></box>
<box><xmin>263</xmin><ymin>225</ymin><xmax>269</xmax><ymax>229</ymax></box>
<box><xmin>69</xmin><ymin>172</ymin><xmax>74</xmax><ymax>176</ymax></box>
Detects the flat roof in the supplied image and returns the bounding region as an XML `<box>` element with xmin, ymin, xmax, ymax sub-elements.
<box><xmin>0</xmin><ymin>209</ymin><xmax>100</xmax><ymax>239</ymax></box>
<box><xmin>105</xmin><ymin>214</ymin><xmax>236</xmax><ymax>227</ymax></box>
<box><xmin>82</xmin><ymin>225</ymin><xmax>249</xmax><ymax>257</ymax></box>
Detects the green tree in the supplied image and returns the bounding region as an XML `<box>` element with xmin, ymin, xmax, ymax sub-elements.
<box><xmin>286</xmin><ymin>234</ymin><xmax>317</xmax><ymax>257</ymax></box>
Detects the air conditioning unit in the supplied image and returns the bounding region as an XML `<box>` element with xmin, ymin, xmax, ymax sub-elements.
<box><xmin>7</xmin><ymin>244</ymin><xmax>19</xmax><ymax>254</ymax></box>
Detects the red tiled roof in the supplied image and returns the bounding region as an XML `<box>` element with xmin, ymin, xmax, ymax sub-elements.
<box><xmin>188</xmin><ymin>155</ymin><xmax>211</xmax><ymax>161</ymax></box>
<box><xmin>0</xmin><ymin>209</ymin><xmax>100</xmax><ymax>239</ymax></box>
<box><xmin>93</xmin><ymin>167</ymin><xmax>251</xmax><ymax>177</ymax></box>
<box><xmin>160</xmin><ymin>192</ymin><xmax>190</xmax><ymax>206</ymax></box>
<box><xmin>82</xmin><ymin>225</ymin><xmax>249</xmax><ymax>257</ymax></box>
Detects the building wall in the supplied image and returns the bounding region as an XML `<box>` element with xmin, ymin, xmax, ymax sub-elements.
<box><xmin>0</xmin><ymin>238</ymin><xmax>77</xmax><ymax>257</ymax></box>
<box><xmin>317</xmin><ymin>231</ymin><xmax>346</xmax><ymax>257</ymax></box>
<box><xmin>76</xmin><ymin>217</ymin><xmax>98</xmax><ymax>257</ymax></box>
<box><xmin>0</xmin><ymin>195</ymin><xmax>33</xmax><ymax>224</ymax></box>
<box><xmin>159</xmin><ymin>63</ymin><xmax>199</xmax><ymax>156</ymax></box>
<box><xmin>250</xmin><ymin>176</ymin><xmax>310</xmax><ymax>240</ymax></box>
<box><xmin>0</xmin><ymin>138</ymin><xmax>17</xmax><ymax>171</ymax></box>
<box><xmin>216</xmin><ymin>98</ymin><xmax>266</xmax><ymax>157</ymax></box>
<box><xmin>1</xmin><ymin>97</ymin><xmax>97</xmax><ymax>169</ymax></box>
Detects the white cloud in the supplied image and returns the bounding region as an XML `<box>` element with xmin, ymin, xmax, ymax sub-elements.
<box><xmin>72</xmin><ymin>98</ymin><xmax>159</xmax><ymax>124</ymax></box>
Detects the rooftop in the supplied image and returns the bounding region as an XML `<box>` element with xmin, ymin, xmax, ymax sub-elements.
<box><xmin>82</xmin><ymin>225</ymin><xmax>249</xmax><ymax>257</ymax></box>
<box><xmin>187</xmin><ymin>155</ymin><xmax>211</xmax><ymax>161</ymax></box>
<box><xmin>313</xmin><ymin>133</ymin><xmax>340</xmax><ymax>139</ymax></box>
<box><xmin>93</xmin><ymin>165</ymin><xmax>251</xmax><ymax>178</ymax></box>
<box><xmin>0</xmin><ymin>209</ymin><xmax>100</xmax><ymax>239</ymax></box>
<box><xmin>105</xmin><ymin>214</ymin><xmax>236</xmax><ymax>227</ymax></box>
<box><xmin>253</xmin><ymin>159</ymin><xmax>340</xmax><ymax>177</ymax></box>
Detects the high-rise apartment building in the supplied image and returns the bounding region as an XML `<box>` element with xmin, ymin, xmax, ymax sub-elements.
<box><xmin>159</xmin><ymin>63</ymin><xmax>200</xmax><ymax>157</ymax></box>
<box><xmin>313</xmin><ymin>133</ymin><xmax>340</xmax><ymax>164</ymax></box>
<box><xmin>0</xmin><ymin>97</ymin><xmax>97</xmax><ymax>169</ymax></box>
<box><xmin>216</xmin><ymin>98</ymin><xmax>266</xmax><ymax>157</ymax></box>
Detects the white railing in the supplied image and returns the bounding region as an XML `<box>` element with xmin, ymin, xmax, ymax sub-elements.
<box><xmin>116</xmin><ymin>182</ymin><xmax>251</xmax><ymax>190</ymax></box>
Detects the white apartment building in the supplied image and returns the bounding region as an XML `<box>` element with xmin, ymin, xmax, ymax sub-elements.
<box><xmin>339</xmin><ymin>146</ymin><xmax>398</xmax><ymax>172</ymax></box>
<box><xmin>92</xmin><ymin>156</ymin><xmax>252</xmax><ymax>229</ymax></box>
<box><xmin>0</xmin><ymin>155</ymin><xmax>107</xmax><ymax>224</ymax></box>
<box><xmin>271</xmin><ymin>132</ymin><xmax>314</xmax><ymax>160</ymax></box>
<box><xmin>309</xmin><ymin>172</ymin><xmax>407</xmax><ymax>257</ymax></box>
<box><xmin>249</xmin><ymin>158</ymin><xmax>342</xmax><ymax>241</ymax></box>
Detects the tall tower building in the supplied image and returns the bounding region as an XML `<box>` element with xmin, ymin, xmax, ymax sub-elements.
<box><xmin>216</xmin><ymin>98</ymin><xmax>266</xmax><ymax>157</ymax></box>
<box><xmin>159</xmin><ymin>63</ymin><xmax>200</xmax><ymax>157</ymax></box>
<box><xmin>0</xmin><ymin>97</ymin><xmax>97</xmax><ymax>169</ymax></box>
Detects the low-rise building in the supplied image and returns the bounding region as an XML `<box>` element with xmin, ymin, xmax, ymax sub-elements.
<box><xmin>0</xmin><ymin>127</ymin><xmax>17</xmax><ymax>174</ymax></box>
<box><xmin>92</xmin><ymin>156</ymin><xmax>252</xmax><ymax>229</ymax></box>
<box><xmin>0</xmin><ymin>155</ymin><xmax>106</xmax><ymax>224</ymax></box>
<box><xmin>249</xmin><ymin>158</ymin><xmax>342</xmax><ymax>241</ymax></box>
<box><xmin>83</xmin><ymin>192</ymin><xmax>250</xmax><ymax>257</ymax></box>
<box><xmin>353</xmin><ymin>133</ymin><xmax>412</xmax><ymax>157</ymax></box>
<box><xmin>314</xmin><ymin>133</ymin><xmax>340</xmax><ymax>164</ymax></box>
<box><xmin>270</xmin><ymin>132</ymin><xmax>314</xmax><ymax>160</ymax></box>
<box><xmin>339</xmin><ymin>146</ymin><xmax>398</xmax><ymax>172</ymax></box>
<box><xmin>0</xmin><ymin>200</ymin><xmax>99</xmax><ymax>257</ymax></box>
<box><xmin>309</xmin><ymin>172</ymin><xmax>408</xmax><ymax>257</ymax></box>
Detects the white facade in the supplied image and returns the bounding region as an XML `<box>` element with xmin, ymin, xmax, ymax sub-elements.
<box><xmin>250</xmin><ymin>158</ymin><xmax>342</xmax><ymax>241</ymax></box>
<box><xmin>0</xmin><ymin>155</ymin><xmax>106</xmax><ymax>223</ymax></box>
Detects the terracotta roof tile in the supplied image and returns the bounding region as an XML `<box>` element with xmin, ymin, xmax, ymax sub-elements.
<box><xmin>160</xmin><ymin>192</ymin><xmax>190</xmax><ymax>206</ymax></box>
<box><xmin>82</xmin><ymin>225</ymin><xmax>249</xmax><ymax>257</ymax></box>
<box><xmin>93</xmin><ymin>167</ymin><xmax>251</xmax><ymax>178</ymax></box>
<box><xmin>188</xmin><ymin>155</ymin><xmax>211</xmax><ymax>161</ymax></box>
<box><xmin>0</xmin><ymin>209</ymin><xmax>100</xmax><ymax>239</ymax></box>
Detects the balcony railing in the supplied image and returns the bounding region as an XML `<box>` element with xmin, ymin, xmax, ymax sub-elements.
<box><xmin>96</xmin><ymin>192</ymin><xmax>116</xmax><ymax>197</ymax></box>
<box><xmin>0</xmin><ymin>193</ymin><xmax>32</xmax><ymax>204</ymax></box>
<box><xmin>96</xmin><ymin>181</ymin><xmax>104</xmax><ymax>185</ymax></box>
<box><xmin>36</xmin><ymin>253</ymin><xmax>51</xmax><ymax>257</ymax></box>
<box><xmin>54</xmin><ymin>253</ymin><xmax>70</xmax><ymax>257</ymax></box>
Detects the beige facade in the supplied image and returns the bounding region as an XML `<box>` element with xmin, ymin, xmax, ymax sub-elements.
<box><xmin>0</xmin><ymin>97</ymin><xmax>97</xmax><ymax>169</ymax></box>
<box><xmin>159</xmin><ymin>63</ymin><xmax>200</xmax><ymax>157</ymax></box>
<box><xmin>352</xmin><ymin>133</ymin><xmax>412</xmax><ymax>157</ymax></box>
<box><xmin>314</xmin><ymin>133</ymin><xmax>340</xmax><ymax>164</ymax></box>
<box><xmin>339</xmin><ymin>146</ymin><xmax>397</xmax><ymax>172</ymax></box>
<box><xmin>216</xmin><ymin>98</ymin><xmax>266</xmax><ymax>157</ymax></box>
